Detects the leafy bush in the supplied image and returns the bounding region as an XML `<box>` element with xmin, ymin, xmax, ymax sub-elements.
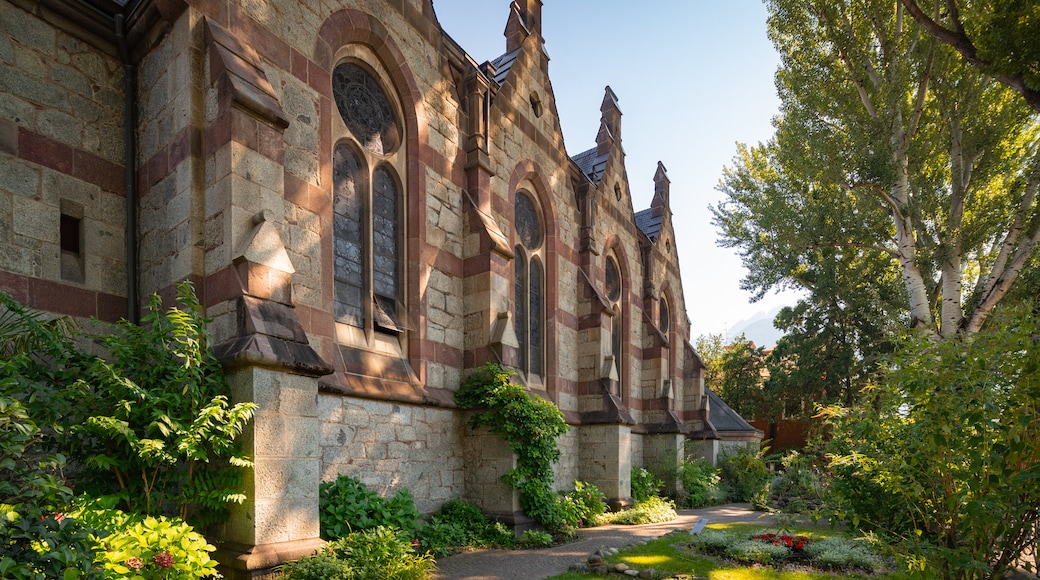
<box><xmin>630</xmin><ymin>467</ymin><xmax>663</xmax><ymax>502</ymax></box>
<box><xmin>323</xmin><ymin>526</ymin><xmax>435</xmax><ymax>580</ymax></box>
<box><xmin>0</xmin><ymin>390</ymin><xmax>101</xmax><ymax>580</ymax></box>
<box><xmin>279</xmin><ymin>553</ymin><xmax>353</xmax><ymax>580</ymax></box>
<box><xmin>689</xmin><ymin>529</ymin><xmax>739</xmax><ymax>552</ymax></box>
<box><xmin>414</xmin><ymin>499</ymin><xmax>516</xmax><ymax>557</ymax></box>
<box><xmin>74</xmin><ymin>504</ymin><xmax>219</xmax><ymax>579</ymax></box>
<box><xmin>718</xmin><ymin>446</ymin><xmax>771</xmax><ymax>503</ymax></box>
<box><xmin>677</xmin><ymin>458</ymin><xmax>723</xmax><ymax>507</ymax></box>
<box><xmin>764</xmin><ymin>451</ymin><xmax>824</xmax><ymax>514</ymax></box>
<box><xmin>320</xmin><ymin>475</ymin><xmax>421</xmax><ymax>540</ymax></box>
<box><xmin>558</xmin><ymin>481</ymin><xmax>607</xmax><ymax>528</ymax></box>
<box><xmin>519</xmin><ymin>529</ymin><xmax>553</xmax><ymax>548</ymax></box>
<box><xmin>74</xmin><ymin>283</ymin><xmax>256</xmax><ymax>526</ymax></box>
<box><xmin>804</xmin><ymin>537</ymin><xmax>883</xmax><ymax>572</ymax></box>
<box><xmin>822</xmin><ymin>307</ymin><xmax>1040</xmax><ymax>577</ymax></box>
<box><xmin>600</xmin><ymin>496</ymin><xmax>677</xmax><ymax>525</ymax></box>
<box><xmin>455</xmin><ymin>363</ymin><xmax>570</xmax><ymax>532</ymax></box>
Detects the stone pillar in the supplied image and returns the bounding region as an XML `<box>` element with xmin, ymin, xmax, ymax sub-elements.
<box><xmin>579</xmin><ymin>424</ymin><xmax>632</xmax><ymax>509</ymax></box>
<box><xmin>199</xmin><ymin>17</ymin><xmax>332</xmax><ymax>578</ymax></box>
<box><xmin>461</xmin><ymin>425</ymin><xmax>532</xmax><ymax>533</ymax></box>
<box><xmin>643</xmin><ymin>433</ymin><xmax>684</xmax><ymax>496</ymax></box>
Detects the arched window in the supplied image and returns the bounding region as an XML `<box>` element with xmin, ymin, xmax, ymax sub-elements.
<box><xmin>605</xmin><ymin>256</ymin><xmax>622</xmax><ymax>379</ymax></box>
<box><xmin>514</xmin><ymin>190</ymin><xmax>544</xmax><ymax>381</ymax></box>
<box><xmin>332</xmin><ymin>61</ymin><xmax>406</xmax><ymax>339</ymax></box>
<box><xmin>659</xmin><ymin>297</ymin><xmax>670</xmax><ymax>335</ymax></box>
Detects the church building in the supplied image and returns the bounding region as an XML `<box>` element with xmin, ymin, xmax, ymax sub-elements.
<box><xmin>0</xmin><ymin>0</ymin><xmax>761</xmax><ymax>576</ymax></box>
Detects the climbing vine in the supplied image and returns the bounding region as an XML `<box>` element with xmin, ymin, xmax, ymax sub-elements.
<box><xmin>455</xmin><ymin>363</ymin><xmax>570</xmax><ymax>531</ymax></box>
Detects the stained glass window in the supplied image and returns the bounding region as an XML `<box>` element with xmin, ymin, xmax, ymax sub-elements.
<box><xmin>514</xmin><ymin>191</ymin><xmax>541</xmax><ymax>250</ymax></box>
<box><xmin>660</xmin><ymin>299</ymin><xmax>670</xmax><ymax>335</ymax></box>
<box><xmin>514</xmin><ymin>190</ymin><xmax>544</xmax><ymax>381</ymax></box>
<box><xmin>332</xmin><ymin>63</ymin><xmax>401</xmax><ymax>155</ymax></box>
<box><xmin>333</xmin><ymin>144</ymin><xmax>364</xmax><ymax>327</ymax></box>
<box><xmin>605</xmin><ymin>258</ymin><xmax>620</xmax><ymax>303</ymax></box>
<box><xmin>514</xmin><ymin>249</ymin><xmax>528</xmax><ymax>374</ymax></box>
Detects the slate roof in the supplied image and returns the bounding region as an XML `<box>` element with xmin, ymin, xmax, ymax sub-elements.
<box><xmin>490</xmin><ymin>48</ymin><xmax>522</xmax><ymax>85</ymax></box>
<box><xmin>570</xmin><ymin>146</ymin><xmax>609</xmax><ymax>186</ymax></box>
<box><xmin>706</xmin><ymin>388</ymin><xmax>762</xmax><ymax>434</ymax></box>
<box><xmin>634</xmin><ymin>208</ymin><xmax>663</xmax><ymax>242</ymax></box>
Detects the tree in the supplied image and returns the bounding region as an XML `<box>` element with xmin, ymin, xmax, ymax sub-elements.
<box><xmin>693</xmin><ymin>333</ymin><xmax>725</xmax><ymax>392</ymax></box>
<box><xmin>715</xmin><ymin>335</ymin><xmax>766</xmax><ymax>420</ymax></box>
<box><xmin>898</xmin><ymin>0</ymin><xmax>1040</xmax><ymax>112</ymax></box>
<box><xmin>714</xmin><ymin>0</ymin><xmax>1040</xmax><ymax>339</ymax></box>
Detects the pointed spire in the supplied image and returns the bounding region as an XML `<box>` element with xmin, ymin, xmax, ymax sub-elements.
<box><xmin>596</xmin><ymin>86</ymin><xmax>621</xmax><ymax>155</ymax></box>
<box><xmin>652</xmin><ymin>161</ymin><xmax>670</xmax><ymax>211</ymax></box>
<box><xmin>504</xmin><ymin>0</ymin><xmax>542</xmax><ymax>53</ymax></box>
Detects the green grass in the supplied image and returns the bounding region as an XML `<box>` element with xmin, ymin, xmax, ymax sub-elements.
<box><xmin>547</xmin><ymin>524</ymin><xmax>909</xmax><ymax>580</ymax></box>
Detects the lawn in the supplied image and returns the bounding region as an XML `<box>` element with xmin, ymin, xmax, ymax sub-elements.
<box><xmin>547</xmin><ymin>524</ymin><xmax>908</xmax><ymax>580</ymax></box>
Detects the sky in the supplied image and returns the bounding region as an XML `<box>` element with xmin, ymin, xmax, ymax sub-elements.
<box><xmin>431</xmin><ymin>1</ymin><xmax>804</xmax><ymax>345</ymax></box>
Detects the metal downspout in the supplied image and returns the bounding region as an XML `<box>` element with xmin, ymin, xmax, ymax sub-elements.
<box><xmin>115</xmin><ymin>14</ymin><xmax>139</xmax><ymax>324</ymax></box>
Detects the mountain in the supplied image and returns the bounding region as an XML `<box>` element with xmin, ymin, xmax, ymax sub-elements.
<box><xmin>726</xmin><ymin>305</ymin><xmax>785</xmax><ymax>348</ymax></box>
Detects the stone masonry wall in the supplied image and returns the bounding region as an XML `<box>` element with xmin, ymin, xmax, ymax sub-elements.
<box><xmin>0</xmin><ymin>2</ymin><xmax>127</xmax><ymax>321</ymax></box>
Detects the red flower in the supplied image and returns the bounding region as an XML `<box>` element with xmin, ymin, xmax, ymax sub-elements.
<box><xmin>126</xmin><ymin>557</ymin><xmax>144</xmax><ymax>571</ymax></box>
<box><xmin>152</xmin><ymin>552</ymin><xmax>175</xmax><ymax>569</ymax></box>
<box><xmin>411</xmin><ymin>539</ymin><xmax>421</xmax><ymax>549</ymax></box>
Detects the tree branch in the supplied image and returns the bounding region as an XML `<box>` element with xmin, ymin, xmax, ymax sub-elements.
<box><xmin>899</xmin><ymin>0</ymin><xmax>1040</xmax><ymax>112</ymax></box>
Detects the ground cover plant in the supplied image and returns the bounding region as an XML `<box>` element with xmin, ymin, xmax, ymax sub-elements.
<box><xmin>414</xmin><ymin>499</ymin><xmax>515</xmax><ymax>557</ymax></box>
<box><xmin>548</xmin><ymin>523</ymin><xmax>902</xmax><ymax>580</ymax></box>
<box><xmin>279</xmin><ymin>526</ymin><xmax>435</xmax><ymax>580</ymax></box>
<box><xmin>596</xmin><ymin>496</ymin><xmax>678</xmax><ymax>526</ymax></box>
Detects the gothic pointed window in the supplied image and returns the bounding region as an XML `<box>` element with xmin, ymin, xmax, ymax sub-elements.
<box><xmin>605</xmin><ymin>256</ymin><xmax>622</xmax><ymax>380</ymax></box>
<box><xmin>660</xmin><ymin>298</ymin><xmax>670</xmax><ymax>335</ymax></box>
<box><xmin>332</xmin><ymin>60</ymin><xmax>407</xmax><ymax>341</ymax></box>
<box><xmin>514</xmin><ymin>190</ymin><xmax>544</xmax><ymax>381</ymax></box>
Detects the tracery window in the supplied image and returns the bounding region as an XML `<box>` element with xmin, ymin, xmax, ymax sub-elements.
<box><xmin>605</xmin><ymin>256</ymin><xmax>622</xmax><ymax>379</ymax></box>
<box><xmin>332</xmin><ymin>60</ymin><xmax>406</xmax><ymax>339</ymax></box>
<box><xmin>514</xmin><ymin>190</ymin><xmax>544</xmax><ymax>381</ymax></box>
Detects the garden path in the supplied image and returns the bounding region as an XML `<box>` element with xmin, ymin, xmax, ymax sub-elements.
<box><xmin>432</xmin><ymin>504</ymin><xmax>782</xmax><ymax>580</ymax></box>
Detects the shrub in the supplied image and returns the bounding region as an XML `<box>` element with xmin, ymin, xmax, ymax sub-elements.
<box><xmin>279</xmin><ymin>553</ymin><xmax>353</xmax><ymax>580</ymax></box>
<box><xmin>689</xmin><ymin>529</ymin><xmax>739</xmax><ymax>553</ymax></box>
<box><xmin>726</xmin><ymin>538</ymin><xmax>791</xmax><ymax>564</ymax></box>
<box><xmin>455</xmin><ymin>363</ymin><xmax>569</xmax><ymax>532</ymax></box>
<box><xmin>558</xmin><ymin>481</ymin><xmax>607</xmax><ymax>528</ymax></box>
<box><xmin>415</xmin><ymin>499</ymin><xmax>516</xmax><ymax>557</ymax></box>
<box><xmin>764</xmin><ymin>451</ymin><xmax>824</xmax><ymax>514</ymax></box>
<box><xmin>519</xmin><ymin>529</ymin><xmax>553</xmax><ymax>548</ymax></box>
<box><xmin>0</xmin><ymin>391</ymin><xmax>102</xmax><ymax>580</ymax></box>
<box><xmin>323</xmin><ymin>526</ymin><xmax>435</xmax><ymax>580</ymax></box>
<box><xmin>320</xmin><ymin>475</ymin><xmax>421</xmax><ymax>540</ymax></box>
<box><xmin>601</xmin><ymin>496</ymin><xmax>677</xmax><ymax>525</ymax></box>
<box><xmin>677</xmin><ymin>458</ymin><xmax>723</xmax><ymax>507</ymax></box>
<box><xmin>76</xmin><ymin>506</ymin><xmax>219</xmax><ymax>580</ymax></box>
<box><xmin>718</xmin><ymin>446</ymin><xmax>771</xmax><ymax>503</ymax></box>
<box><xmin>804</xmin><ymin>537</ymin><xmax>883</xmax><ymax>572</ymax></box>
<box><xmin>822</xmin><ymin>307</ymin><xmax>1040</xmax><ymax>577</ymax></box>
<box><xmin>630</xmin><ymin>467</ymin><xmax>663</xmax><ymax>502</ymax></box>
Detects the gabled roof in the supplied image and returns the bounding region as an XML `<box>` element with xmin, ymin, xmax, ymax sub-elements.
<box><xmin>634</xmin><ymin>208</ymin><xmax>663</xmax><ymax>242</ymax></box>
<box><xmin>571</xmin><ymin>146</ymin><xmax>609</xmax><ymax>186</ymax></box>
<box><xmin>706</xmin><ymin>388</ymin><xmax>762</xmax><ymax>434</ymax></box>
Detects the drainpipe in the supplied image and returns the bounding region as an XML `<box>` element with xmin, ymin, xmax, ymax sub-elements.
<box><xmin>114</xmin><ymin>14</ymin><xmax>139</xmax><ymax>324</ymax></box>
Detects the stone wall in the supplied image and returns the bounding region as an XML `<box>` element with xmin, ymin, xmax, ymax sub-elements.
<box><xmin>0</xmin><ymin>2</ymin><xmax>127</xmax><ymax>321</ymax></box>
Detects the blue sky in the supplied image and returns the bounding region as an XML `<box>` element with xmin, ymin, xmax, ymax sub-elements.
<box><xmin>431</xmin><ymin>1</ymin><xmax>802</xmax><ymax>344</ymax></box>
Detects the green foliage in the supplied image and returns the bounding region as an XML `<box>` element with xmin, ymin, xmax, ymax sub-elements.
<box><xmin>322</xmin><ymin>526</ymin><xmax>435</xmax><ymax>580</ymax></box>
<box><xmin>629</xmin><ymin>467</ymin><xmax>663</xmax><ymax>502</ymax></box>
<box><xmin>716</xmin><ymin>335</ymin><xmax>767</xmax><ymax>420</ymax></box>
<box><xmin>279</xmin><ymin>554</ymin><xmax>353</xmax><ymax>580</ymax></box>
<box><xmin>718</xmin><ymin>446</ymin><xmax>771</xmax><ymax>503</ymax></box>
<box><xmin>76</xmin><ymin>282</ymin><xmax>256</xmax><ymax>525</ymax></box>
<box><xmin>519</xmin><ymin>529</ymin><xmax>553</xmax><ymax>548</ymax></box>
<box><xmin>75</xmin><ymin>504</ymin><xmax>219</xmax><ymax>580</ymax></box>
<box><xmin>762</xmin><ymin>451</ymin><xmax>824</xmax><ymax>515</ymax></box>
<box><xmin>803</xmin><ymin>537</ymin><xmax>883</xmax><ymax>572</ymax></box>
<box><xmin>557</xmin><ymin>481</ymin><xmax>606</xmax><ymax>528</ymax></box>
<box><xmin>822</xmin><ymin>307</ymin><xmax>1040</xmax><ymax>578</ymax></box>
<box><xmin>319</xmin><ymin>475</ymin><xmax>421</xmax><ymax>540</ymax></box>
<box><xmin>454</xmin><ymin>363</ymin><xmax>570</xmax><ymax>531</ymax></box>
<box><xmin>725</xmin><ymin>538</ymin><xmax>791</xmax><ymax>564</ymax></box>
<box><xmin>0</xmin><ymin>390</ymin><xmax>101</xmax><ymax>580</ymax></box>
<box><xmin>676</xmin><ymin>458</ymin><xmax>723</xmax><ymax>508</ymax></box>
<box><xmin>414</xmin><ymin>499</ymin><xmax>515</xmax><ymax>557</ymax></box>
<box><xmin>599</xmin><ymin>496</ymin><xmax>677</xmax><ymax>526</ymax></box>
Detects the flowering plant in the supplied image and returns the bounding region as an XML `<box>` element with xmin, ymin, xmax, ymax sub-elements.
<box><xmin>752</xmin><ymin>532</ymin><xmax>811</xmax><ymax>551</ymax></box>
